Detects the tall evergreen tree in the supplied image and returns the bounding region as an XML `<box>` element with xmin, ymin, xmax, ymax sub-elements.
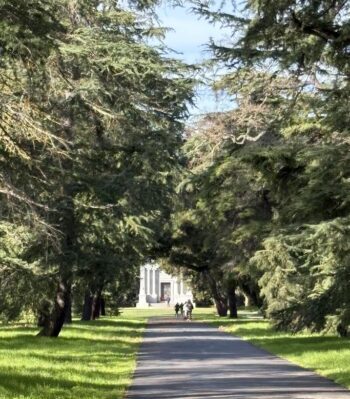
<box><xmin>0</xmin><ymin>0</ymin><xmax>193</xmax><ymax>336</ymax></box>
<box><xmin>186</xmin><ymin>0</ymin><xmax>350</xmax><ymax>335</ymax></box>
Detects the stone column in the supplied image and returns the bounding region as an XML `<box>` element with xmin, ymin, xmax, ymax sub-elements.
<box><xmin>144</xmin><ymin>265</ymin><xmax>148</xmax><ymax>295</ymax></box>
<box><xmin>183</xmin><ymin>282</ymin><xmax>187</xmax><ymax>294</ymax></box>
<box><xmin>152</xmin><ymin>269</ymin><xmax>156</xmax><ymax>296</ymax></box>
<box><xmin>156</xmin><ymin>268</ymin><xmax>160</xmax><ymax>299</ymax></box>
<box><xmin>136</xmin><ymin>265</ymin><xmax>148</xmax><ymax>307</ymax></box>
<box><xmin>148</xmin><ymin>267</ymin><xmax>152</xmax><ymax>295</ymax></box>
<box><xmin>140</xmin><ymin>266</ymin><xmax>145</xmax><ymax>294</ymax></box>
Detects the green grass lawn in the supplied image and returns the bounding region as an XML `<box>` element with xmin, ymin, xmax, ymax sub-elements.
<box><xmin>196</xmin><ymin>308</ymin><xmax>350</xmax><ymax>389</ymax></box>
<box><xmin>0</xmin><ymin>308</ymin><xmax>173</xmax><ymax>399</ymax></box>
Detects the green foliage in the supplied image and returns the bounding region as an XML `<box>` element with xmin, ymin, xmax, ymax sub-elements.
<box><xmin>185</xmin><ymin>0</ymin><xmax>350</xmax><ymax>335</ymax></box>
<box><xmin>167</xmin><ymin>111</ymin><xmax>273</xmax><ymax>314</ymax></box>
<box><xmin>253</xmin><ymin>218</ymin><xmax>350</xmax><ymax>335</ymax></box>
<box><xmin>193</xmin><ymin>0</ymin><xmax>350</xmax><ymax>135</ymax></box>
<box><xmin>194</xmin><ymin>0</ymin><xmax>350</xmax><ymax>73</ymax></box>
<box><xmin>0</xmin><ymin>222</ymin><xmax>54</xmax><ymax>322</ymax></box>
<box><xmin>0</xmin><ymin>0</ymin><xmax>194</xmax><ymax>332</ymax></box>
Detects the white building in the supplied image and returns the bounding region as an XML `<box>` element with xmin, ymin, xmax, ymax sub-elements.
<box><xmin>136</xmin><ymin>262</ymin><xmax>194</xmax><ymax>307</ymax></box>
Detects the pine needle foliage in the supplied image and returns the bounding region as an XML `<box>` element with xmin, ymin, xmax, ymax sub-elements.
<box><xmin>186</xmin><ymin>0</ymin><xmax>350</xmax><ymax>336</ymax></box>
<box><xmin>0</xmin><ymin>0</ymin><xmax>194</xmax><ymax>335</ymax></box>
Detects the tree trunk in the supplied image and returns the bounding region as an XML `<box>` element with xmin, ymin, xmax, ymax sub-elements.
<box><xmin>37</xmin><ymin>300</ymin><xmax>51</xmax><ymax>327</ymax></box>
<box><xmin>92</xmin><ymin>290</ymin><xmax>102</xmax><ymax>320</ymax></box>
<box><xmin>204</xmin><ymin>270</ymin><xmax>228</xmax><ymax>317</ymax></box>
<box><xmin>337</xmin><ymin>323</ymin><xmax>348</xmax><ymax>337</ymax></box>
<box><xmin>37</xmin><ymin>278</ymin><xmax>71</xmax><ymax>337</ymax></box>
<box><xmin>251</xmin><ymin>288</ymin><xmax>263</xmax><ymax>308</ymax></box>
<box><xmin>215</xmin><ymin>298</ymin><xmax>228</xmax><ymax>317</ymax></box>
<box><xmin>82</xmin><ymin>290</ymin><xmax>93</xmax><ymax>321</ymax></box>
<box><xmin>228</xmin><ymin>284</ymin><xmax>238</xmax><ymax>318</ymax></box>
<box><xmin>240</xmin><ymin>282</ymin><xmax>262</xmax><ymax>307</ymax></box>
<box><xmin>38</xmin><ymin>103</ymin><xmax>77</xmax><ymax>337</ymax></box>
<box><xmin>100</xmin><ymin>296</ymin><xmax>106</xmax><ymax>316</ymax></box>
<box><xmin>38</xmin><ymin>189</ymin><xmax>75</xmax><ymax>336</ymax></box>
<box><xmin>64</xmin><ymin>296</ymin><xmax>72</xmax><ymax>324</ymax></box>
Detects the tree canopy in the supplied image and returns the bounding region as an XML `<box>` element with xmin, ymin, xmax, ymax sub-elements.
<box><xmin>1</xmin><ymin>0</ymin><xmax>349</xmax><ymax>338</ymax></box>
<box><xmin>166</xmin><ymin>0</ymin><xmax>350</xmax><ymax>336</ymax></box>
<box><xmin>0</xmin><ymin>0</ymin><xmax>193</xmax><ymax>336</ymax></box>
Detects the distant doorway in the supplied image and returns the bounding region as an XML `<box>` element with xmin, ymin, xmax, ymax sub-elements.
<box><xmin>160</xmin><ymin>283</ymin><xmax>171</xmax><ymax>302</ymax></box>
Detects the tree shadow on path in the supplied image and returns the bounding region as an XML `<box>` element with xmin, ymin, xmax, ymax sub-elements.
<box><xmin>127</xmin><ymin>318</ymin><xmax>350</xmax><ymax>399</ymax></box>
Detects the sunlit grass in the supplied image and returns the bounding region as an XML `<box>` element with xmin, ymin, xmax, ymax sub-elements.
<box><xmin>0</xmin><ymin>308</ymin><xmax>170</xmax><ymax>399</ymax></box>
<box><xmin>197</xmin><ymin>308</ymin><xmax>350</xmax><ymax>389</ymax></box>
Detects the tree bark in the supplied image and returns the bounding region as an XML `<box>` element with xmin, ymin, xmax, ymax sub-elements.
<box><xmin>64</xmin><ymin>296</ymin><xmax>72</xmax><ymax>324</ymax></box>
<box><xmin>38</xmin><ymin>190</ymin><xmax>75</xmax><ymax>337</ymax></box>
<box><xmin>215</xmin><ymin>298</ymin><xmax>228</xmax><ymax>317</ymax></box>
<box><xmin>100</xmin><ymin>296</ymin><xmax>106</xmax><ymax>316</ymax></box>
<box><xmin>82</xmin><ymin>290</ymin><xmax>93</xmax><ymax>321</ymax></box>
<box><xmin>37</xmin><ymin>298</ymin><xmax>52</xmax><ymax>327</ymax></box>
<box><xmin>227</xmin><ymin>284</ymin><xmax>238</xmax><ymax>318</ymax></box>
<box><xmin>37</xmin><ymin>278</ymin><xmax>71</xmax><ymax>337</ymax></box>
<box><xmin>92</xmin><ymin>290</ymin><xmax>102</xmax><ymax>320</ymax></box>
<box><xmin>337</xmin><ymin>323</ymin><xmax>348</xmax><ymax>337</ymax></box>
<box><xmin>204</xmin><ymin>270</ymin><xmax>228</xmax><ymax>317</ymax></box>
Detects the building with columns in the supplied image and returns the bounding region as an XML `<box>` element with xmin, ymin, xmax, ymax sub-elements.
<box><xmin>136</xmin><ymin>262</ymin><xmax>194</xmax><ymax>307</ymax></box>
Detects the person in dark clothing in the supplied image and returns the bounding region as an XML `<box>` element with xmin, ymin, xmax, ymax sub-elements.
<box><xmin>174</xmin><ymin>303</ymin><xmax>180</xmax><ymax>318</ymax></box>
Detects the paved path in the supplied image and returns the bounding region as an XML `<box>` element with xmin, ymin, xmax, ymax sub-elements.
<box><xmin>126</xmin><ymin>317</ymin><xmax>350</xmax><ymax>399</ymax></box>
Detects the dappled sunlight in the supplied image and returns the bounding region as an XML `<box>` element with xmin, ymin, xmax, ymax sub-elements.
<box><xmin>0</xmin><ymin>315</ymin><xmax>146</xmax><ymax>399</ymax></box>
<box><xmin>197</xmin><ymin>309</ymin><xmax>350</xmax><ymax>389</ymax></box>
<box><xmin>128</xmin><ymin>312</ymin><xmax>350</xmax><ymax>399</ymax></box>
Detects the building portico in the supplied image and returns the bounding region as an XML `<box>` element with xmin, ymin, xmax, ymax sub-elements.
<box><xmin>136</xmin><ymin>262</ymin><xmax>193</xmax><ymax>307</ymax></box>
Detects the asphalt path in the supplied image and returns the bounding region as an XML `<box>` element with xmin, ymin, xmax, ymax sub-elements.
<box><xmin>126</xmin><ymin>317</ymin><xmax>350</xmax><ymax>399</ymax></box>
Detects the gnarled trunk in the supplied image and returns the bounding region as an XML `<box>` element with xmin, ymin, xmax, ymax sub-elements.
<box><xmin>38</xmin><ymin>278</ymin><xmax>71</xmax><ymax>337</ymax></box>
<box><xmin>215</xmin><ymin>298</ymin><xmax>228</xmax><ymax>317</ymax></box>
<box><xmin>204</xmin><ymin>270</ymin><xmax>228</xmax><ymax>317</ymax></box>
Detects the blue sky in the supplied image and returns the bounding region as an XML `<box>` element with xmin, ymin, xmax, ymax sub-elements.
<box><xmin>156</xmin><ymin>3</ymin><xmax>233</xmax><ymax>116</ymax></box>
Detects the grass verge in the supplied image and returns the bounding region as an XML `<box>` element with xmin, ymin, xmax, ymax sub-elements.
<box><xmin>196</xmin><ymin>308</ymin><xmax>350</xmax><ymax>389</ymax></box>
<box><xmin>0</xmin><ymin>308</ymin><xmax>172</xmax><ymax>399</ymax></box>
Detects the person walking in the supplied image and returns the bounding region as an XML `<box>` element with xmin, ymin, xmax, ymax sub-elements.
<box><xmin>179</xmin><ymin>302</ymin><xmax>184</xmax><ymax>317</ymax></box>
<box><xmin>186</xmin><ymin>299</ymin><xmax>194</xmax><ymax>321</ymax></box>
<box><xmin>174</xmin><ymin>303</ymin><xmax>180</xmax><ymax>318</ymax></box>
<box><xmin>183</xmin><ymin>301</ymin><xmax>189</xmax><ymax>320</ymax></box>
